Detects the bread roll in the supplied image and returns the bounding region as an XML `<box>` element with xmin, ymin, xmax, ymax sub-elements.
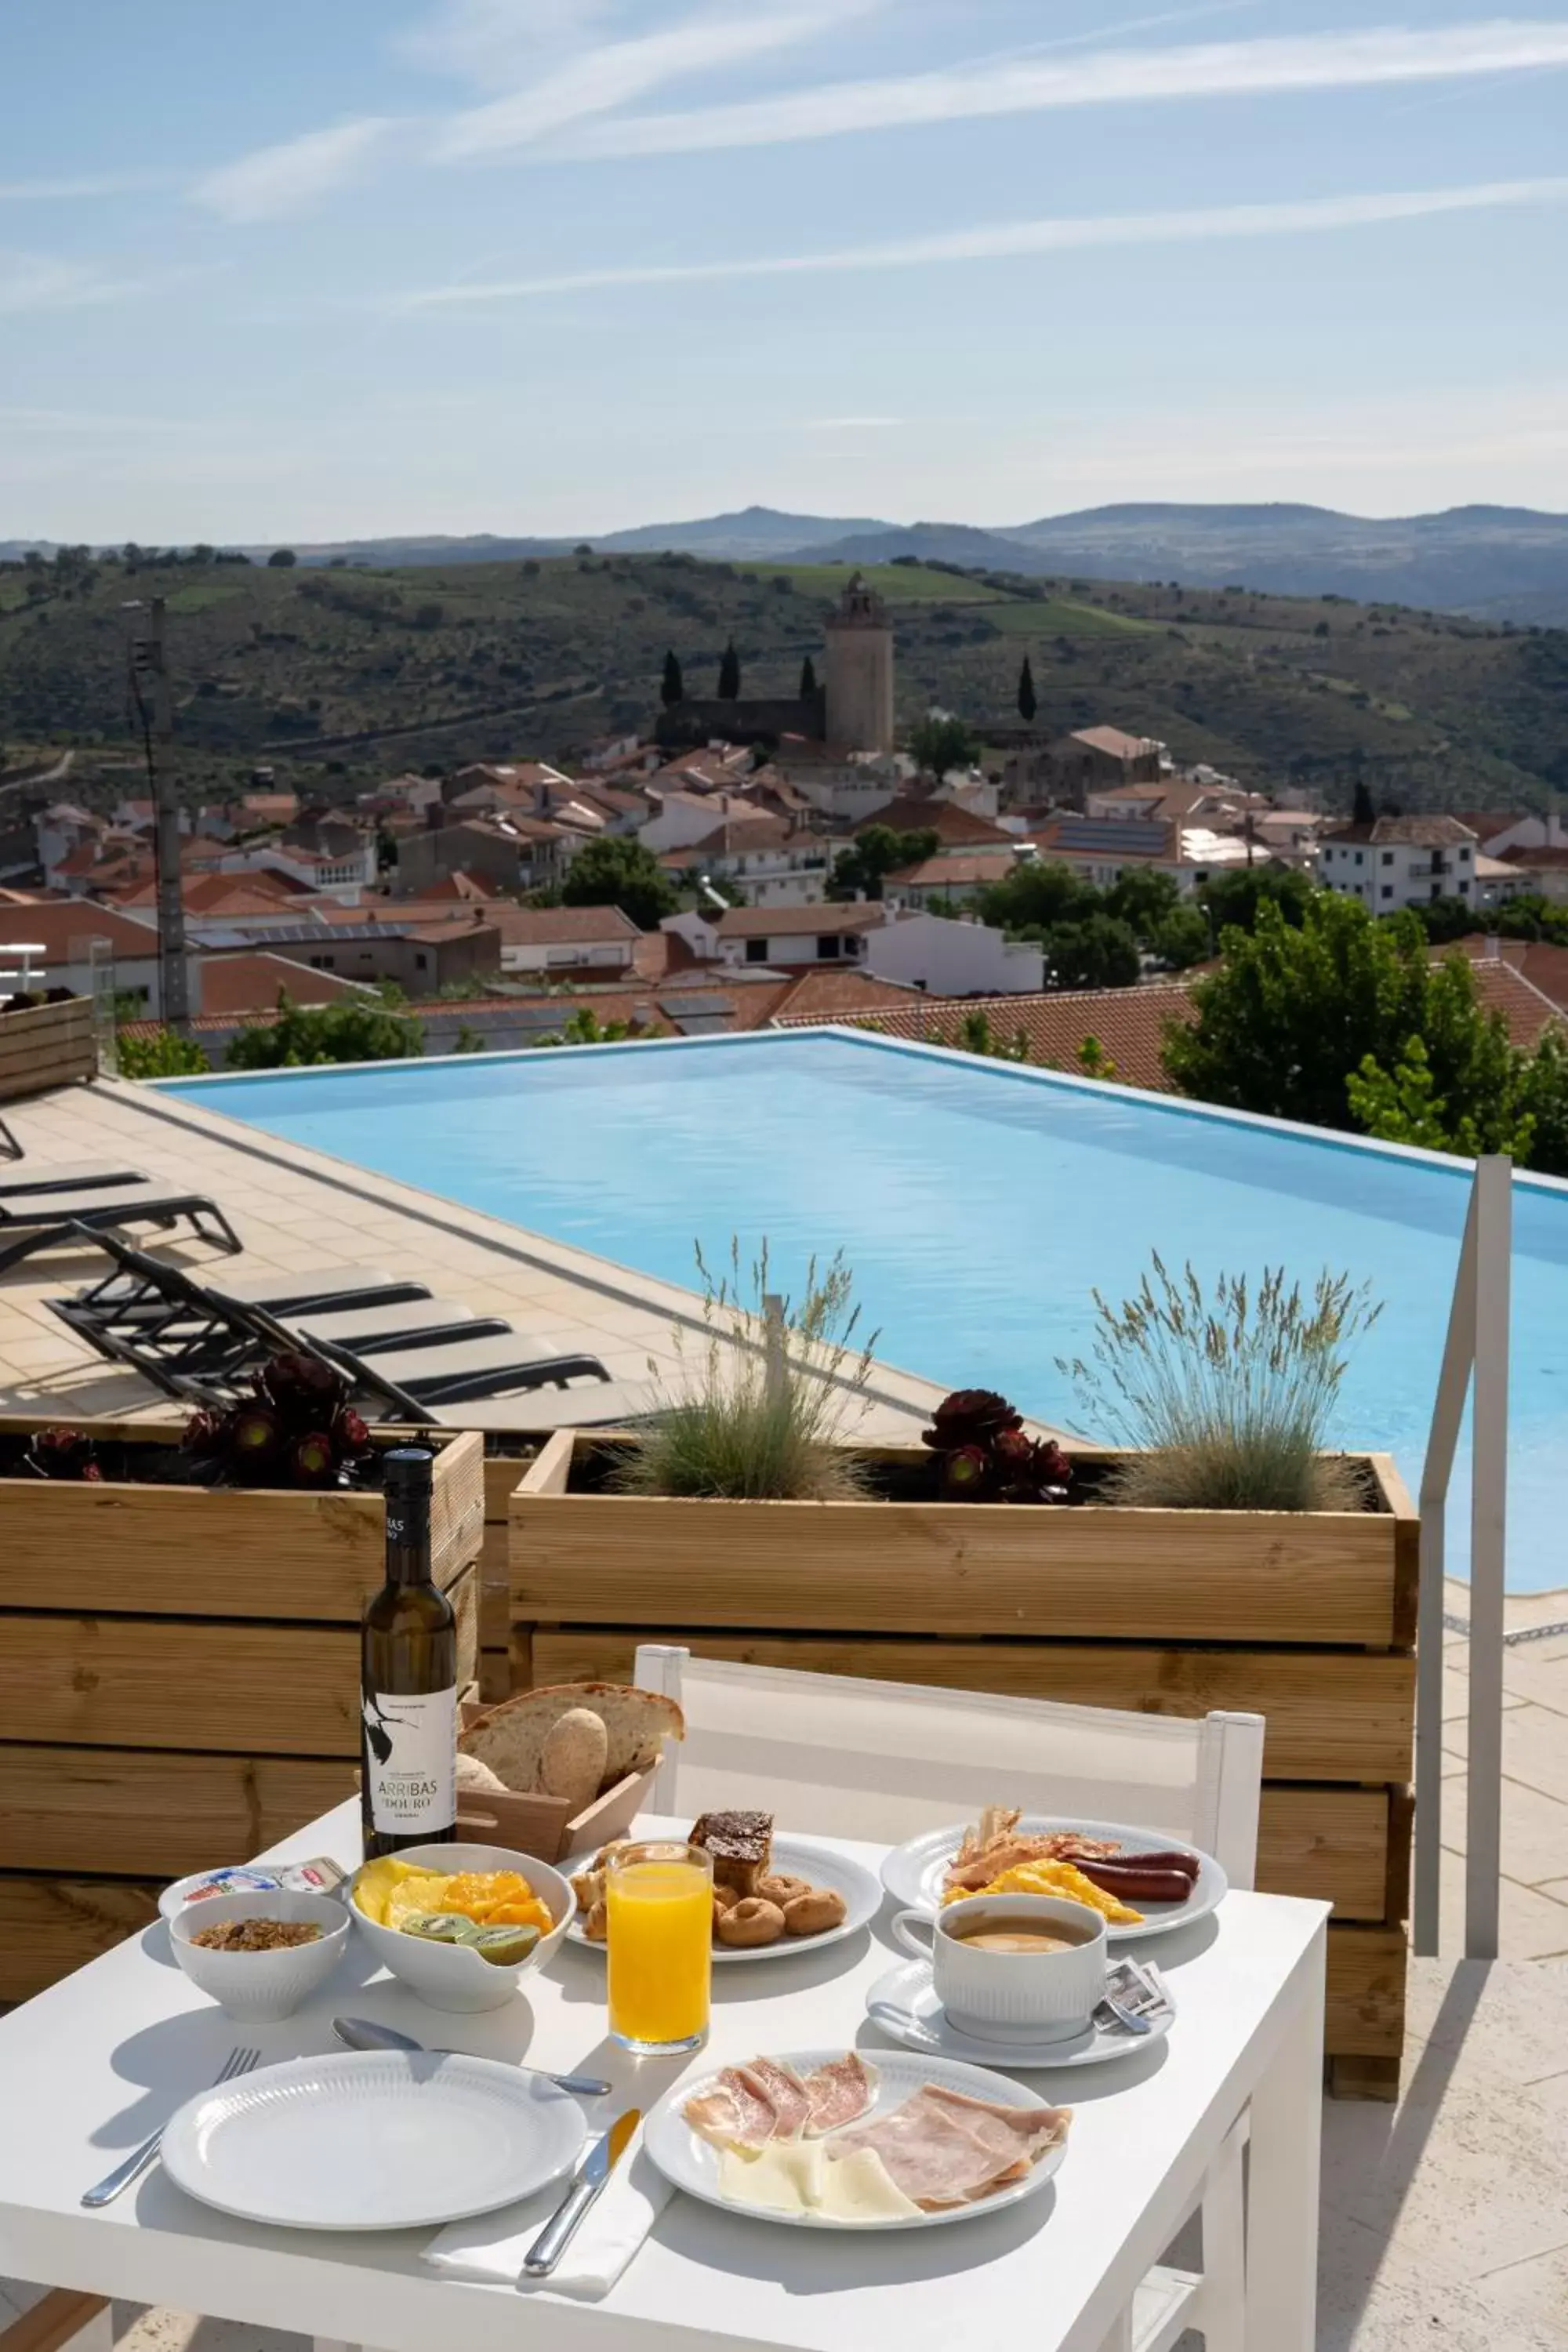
<box><xmin>459</xmin><ymin>1681</ymin><xmax>684</xmax><ymax>1790</ymax></box>
<box><xmin>539</xmin><ymin>1707</ymin><xmax>609</xmax><ymax>1810</ymax></box>
<box><xmin>454</xmin><ymin>1751</ymin><xmax>509</xmax><ymax>1796</ymax></box>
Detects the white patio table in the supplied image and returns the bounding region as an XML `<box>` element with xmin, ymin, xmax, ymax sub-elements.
<box><xmin>0</xmin><ymin>1804</ymin><xmax>1327</xmax><ymax>2352</ymax></box>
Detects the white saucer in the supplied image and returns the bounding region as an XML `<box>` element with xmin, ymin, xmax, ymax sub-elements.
<box><xmin>866</xmin><ymin>1958</ymin><xmax>1174</xmax><ymax>2071</ymax></box>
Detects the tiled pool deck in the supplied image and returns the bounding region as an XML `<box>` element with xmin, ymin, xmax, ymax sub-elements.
<box><xmin>3</xmin><ymin>1080</ymin><xmax>1568</xmax><ymax>2348</ymax></box>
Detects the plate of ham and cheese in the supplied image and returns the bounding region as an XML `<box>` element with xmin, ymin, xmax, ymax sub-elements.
<box><xmin>880</xmin><ymin>1807</ymin><xmax>1226</xmax><ymax>1944</ymax></box>
<box><xmin>644</xmin><ymin>2049</ymin><xmax>1070</xmax><ymax>2230</ymax></box>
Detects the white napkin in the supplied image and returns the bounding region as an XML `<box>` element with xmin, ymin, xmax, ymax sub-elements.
<box><xmin>423</xmin><ymin>2140</ymin><xmax>670</xmax><ymax>2300</ymax></box>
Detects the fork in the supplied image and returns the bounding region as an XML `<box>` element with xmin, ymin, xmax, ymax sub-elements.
<box><xmin>82</xmin><ymin>2047</ymin><xmax>260</xmax><ymax>2208</ymax></box>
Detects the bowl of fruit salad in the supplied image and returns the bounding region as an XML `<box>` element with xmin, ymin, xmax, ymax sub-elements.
<box><xmin>350</xmin><ymin>1842</ymin><xmax>574</xmax><ymax>2012</ymax></box>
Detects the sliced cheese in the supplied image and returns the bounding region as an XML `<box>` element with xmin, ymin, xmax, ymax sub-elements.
<box><xmin>717</xmin><ymin>2140</ymin><xmax>920</xmax><ymax>2223</ymax></box>
<box><xmin>818</xmin><ymin>2147</ymin><xmax>922</xmax><ymax>2222</ymax></box>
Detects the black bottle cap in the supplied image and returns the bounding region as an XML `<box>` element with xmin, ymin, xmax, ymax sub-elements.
<box><xmin>383</xmin><ymin>1446</ymin><xmax>434</xmax><ymax>1501</ymax></box>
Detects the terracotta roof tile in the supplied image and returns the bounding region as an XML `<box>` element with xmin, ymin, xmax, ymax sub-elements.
<box><xmin>779</xmin><ymin>982</ymin><xmax>1197</xmax><ymax>1092</ymax></box>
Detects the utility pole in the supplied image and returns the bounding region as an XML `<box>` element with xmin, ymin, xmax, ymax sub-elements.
<box><xmin>125</xmin><ymin>597</ymin><xmax>190</xmax><ymax>1034</ymax></box>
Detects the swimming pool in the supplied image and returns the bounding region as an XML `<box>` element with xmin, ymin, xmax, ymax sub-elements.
<box><xmin>162</xmin><ymin>1029</ymin><xmax>1568</xmax><ymax>1594</ymax></box>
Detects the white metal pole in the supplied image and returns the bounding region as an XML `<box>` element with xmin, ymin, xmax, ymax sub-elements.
<box><xmin>1465</xmin><ymin>1154</ymin><xmax>1511</xmax><ymax>1959</ymax></box>
<box><xmin>1414</xmin><ymin>1178</ymin><xmax>1479</xmax><ymax>1957</ymax></box>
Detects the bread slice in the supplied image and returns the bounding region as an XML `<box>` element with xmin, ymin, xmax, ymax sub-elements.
<box><xmin>459</xmin><ymin>1682</ymin><xmax>684</xmax><ymax>1795</ymax></box>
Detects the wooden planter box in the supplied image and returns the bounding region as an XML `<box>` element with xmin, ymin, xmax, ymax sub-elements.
<box><xmin>0</xmin><ymin>996</ymin><xmax>96</xmax><ymax>1100</ymax></box>
<box><xmin>510</xmin><ymin>1432</ymin><xmax>1418</xmax><ymax>2097</ymax></box>
<box><xmin>0</xmin><ymin>1418</ymin><xmax>485</xmax><ymax>2002</ymax></box>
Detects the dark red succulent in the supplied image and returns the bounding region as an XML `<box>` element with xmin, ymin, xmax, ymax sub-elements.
<box><xmin>920</xmin><ymin>1388</ymin><xmax>1024</xmax><ymax>1452</ymax></box>
<box><xmin>920</xmin><ymin>1389</ymin><xmax>1071</xmax><ymax>1508</ymax></box>
<box><xmin>334</xmin><ymin>1406</ymin><xmax>372</xmax><ymax>1457</ymax></box>
<box><xmin>25</xmin><ymin>1426</ymin><xmax>101</xmax><ymax>1481</ymax></box>
<box><xmin>178</xmin><ymin>1353</ymin><xmax>379</xmax><ymax>1490</ymax></box>
<box><xmin>291</xmin><ymin>1430</ymin><xmax>336</xmax><ymax>1485</ymax></box>
<box><xmin>230</xmin><ymin>1405</ymin><xmax>282</xmax><ymax>1466</ymax></box>
<box><xmin>261</xmin><ymin>1350</ymin><xmax>348</xmax><ymax>1426</ymax></box>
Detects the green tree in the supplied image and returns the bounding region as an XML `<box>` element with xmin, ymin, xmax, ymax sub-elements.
<box><xmin>267</xmin><ymin>548</ymin><xmax>298</xmax><ymax>568</ymax></box>
<box><xmin>1076</xmin><ymin>1035</ymin><xmax>1117</xmax><ymax>1080</ymax></box>
<box><xmin>225</xmin><ymin>993</ymin><xmax>423</xmax><ymax>1069</ymax></box>
<box><xmin>1346</xmin><ymin>1033</ymin><xmax>1534</xmax><ymax>1158</ymax></box>
<box><xmin>1352</xmin><ymin>777</ymin><xmax>1376</xmax><ymax>826</ymax></box>
<box><xmin>908</xmin><ymin>713</ymin><xmax>981</xmax><ymax>781</ymax></box>
<box><xmin>1017</xmin><ymin>655</ymin><xmax>1037</xmax><ymax>725</ymax></box>
<box><xmin>1150</xmin><ymin>905</ymin><xmax>1213</xmax><ymax>971</ymax></box>
<box><xmin>975</xmin><ymin>859</ymin><xmax>1096</xmax><ymax>935</ymax></box>
<box><xmin>957</xmin><ymin>1010</ymin><xmax>1030</xmax><ymax>1062</ymax></box>
<box><xmin>533</xmin><ymin>1007</ymin><xmax>637</xmax><ymax>1048</ymax></box>
<box><xmin>1197</xmin><ymin>865</ymin><xmax>1313</xmax><ymax>937</ymax></box>
<box><xmin>1517</xmin><ymin>1029</ymin><xmax>1568</xmax><ymax>1178</ymax></box>
<box><xmin>451</xmin><ymin>1024</ymin><xmax>488</xmax><ymax>1053</ymax></box>
<box><xmin>1163</xmin><ymin>895</ymin><xmax>1526</xmax><ymax>1145</ymax></box>
<box><xmin>660</xmin><ymin>650</ymin><xmax>684</xmax><ymax>707</ymax></box>
<box><xmin>560</xmin><ymin>833</ymin><xmax>677</xmax><ymax>930</ymax></box>
<box><xmin>828</xmin><ymin>824</ymin><xmax>941</xmax><ymax>902</ymax></box>
<box><xmin>1105</xmin><ymin>868</ymin><xmax>1181</xmax><ymax>935</ymax></box>
<box><xmin>1042</xmin><ymin>913</ymin><xmax>1141</xmax><ymax>992</ymax></box>
<box><xmin>116</xmin><ymin>1027</ymin><xmax>210</xmax><ymax>1078</ymax></box>
<box><xmin>717</xmin><ymin>638</ymin><xmax>741</xmax><ymax>699</ymax></box>
<box><xmin>799</xmin><ymin>654</ymin><xmax>818</xmax><ymax>699</ymax></box>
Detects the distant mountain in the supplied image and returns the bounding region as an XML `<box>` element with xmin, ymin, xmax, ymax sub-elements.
<box><xmin>10</xmin><ymin>502</ymin><xmax>1568</xmax><ymax>619</ymax></box>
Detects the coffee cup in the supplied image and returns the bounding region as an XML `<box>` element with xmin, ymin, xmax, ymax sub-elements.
<box><xmin>892</xmin><ymin>1894</ymin><xmax>1107</xmax><ymax>2042</ymax></box>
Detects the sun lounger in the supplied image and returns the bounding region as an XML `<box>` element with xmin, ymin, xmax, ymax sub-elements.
<box><xmin>46</xmin><ymin>1230</ymin><xmax>614</xmax><ymax>1421</ymax></box>
<box><xmin>306</xmin><ymin>1330</ymin><xmax>617</xmax><ymax>1410</ymax></box>
<box><xmin>0</xmin><ymin>1161</ymin><xmax>149</xmax><ymax>1197</ymax></box>
<box><xmin>217</xmin><ymin>1268</ymin><xmax>434</xmax><ymax>1316</ymax></box>
<box><xmin>0</xmin><ymin>1188</ymin><xmax>241</xmax><ymax>1276</ymax></box>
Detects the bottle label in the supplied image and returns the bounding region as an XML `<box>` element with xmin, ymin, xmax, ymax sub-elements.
<box><xmin>362</xmin><ymin>1685</ymin><xmax>456</xmax><ymax>1836</ymax></box>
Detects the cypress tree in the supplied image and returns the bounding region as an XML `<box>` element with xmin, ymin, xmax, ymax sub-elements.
<box><xmin>660</xmin><ymin>650</ymin><xmax>684</xmax><ymax>707</ymax></box>
<box><xmin>799</xmin><ymin>653</ymin><xmax>818</xmax><ymax>699</ymax></box>
<box><xmin>1017</xmin><ymin>654</ymin><xmax>1037</xmax><ymax>724</ymax></box>
<box><xmin>717</xmin><ymin>638</ymin><xmax>741</xmax><ymax>699</ymax></box>
<box><xmin>1352</xmin><ymin>777</ymin><xmax>1376</xmax><ymax>826</ymax></box>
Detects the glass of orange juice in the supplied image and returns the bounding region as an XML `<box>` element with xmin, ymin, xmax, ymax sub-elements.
<box><xmin>605</xmin><ymin>1840</ymin><xmax>713</xmax><ymax>2055</ymax></box>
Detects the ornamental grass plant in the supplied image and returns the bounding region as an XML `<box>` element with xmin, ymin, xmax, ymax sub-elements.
<box><xmin>1058</xmin><ymin>1253</ymin><xmax>1381</xmax><ymax>1513</ymax></box>
<box><xmin>617</xmin><ymin>1239</ymin><xmax>878</xmax><ymax>1501</ymax></box>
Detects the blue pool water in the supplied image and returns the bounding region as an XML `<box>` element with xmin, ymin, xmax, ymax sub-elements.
<box><xmin>163</xmin><ymin>1032</ymin><xmax>1568</xmax><ymax>1593</ymax></box>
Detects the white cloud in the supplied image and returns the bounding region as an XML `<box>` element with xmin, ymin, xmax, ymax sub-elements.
<box><xmin>560</xmin><ymin>16</ymin><xmax>1568</xmax><ymax>156</ymax></box>
<box><xmin>0</xmin><ymin>253</ymin><xmax>172</xmax><ymax>314</ymax></box>
<box><xmin>0</xmin><ymin>174</ymin><xmax>165</xmax><ymax>201</ymax></box>
<box><xmin>802</xmin><ymin>416</ymin><xmax>905</xmax><ymax>431</ymax></box>
<box><xmin>400</xmin><ymin>0</ymin><xmax>624</xmax><ymax>85</ymax></box>
<box><xmin>434</xmin><ymin>8</ymin><xmax>845</xmax><ymax>156</ymax></box>
<box><xmin>194</xmin><ymin>118</ymin><xmax>398</xmax><ymax>223</ymax></box>
<box><xmin>390</xmin><ymin>175</ymin><xmax>1568</xmax><ymax>307</ymax></box>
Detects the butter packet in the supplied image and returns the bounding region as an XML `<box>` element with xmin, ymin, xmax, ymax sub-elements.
<box><xmin>158</xmin><ymin>1856</ymin><xmax>347</xmax><ymax>1921</ymax></box>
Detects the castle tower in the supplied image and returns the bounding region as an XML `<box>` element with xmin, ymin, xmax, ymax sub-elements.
<box><xmin>824</xmin><ymin>572</ymin><xmax>895</xmax><ymax>755</ymax></box>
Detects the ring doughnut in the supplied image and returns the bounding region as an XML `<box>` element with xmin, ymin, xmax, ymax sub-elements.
<box><xmin>711</xmin><ymin>1882</ymin><xmax>742</xmax><ymax>1913</ymax></box>
<box><xmin>715</xmin><ymin>1896</ymin><xmax>786</xmax><ymax>1947</ymax></box>
<box><xmin>782</xmin><ymin>1887</ymin><xmax>848</xmax><ymax>1937</ymax></box>
<box><xmin>755</xmin><ymin>1874</ymin><xmax>811</xmax><ymax>1907</ymax></box>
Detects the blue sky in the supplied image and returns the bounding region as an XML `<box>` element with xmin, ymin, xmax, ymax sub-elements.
<box><xmin>4</xmin><ymin>0</ymin><xmax>1568</xmax><ymax>541</ymax></box>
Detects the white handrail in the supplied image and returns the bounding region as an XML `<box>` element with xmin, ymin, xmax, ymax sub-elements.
<box><xmin>1412</xmin><ymin>1152</ymin><xmax>1511</xmax><ymax>1958</ymax></box>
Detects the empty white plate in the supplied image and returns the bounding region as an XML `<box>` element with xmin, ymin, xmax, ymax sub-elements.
<box><xmin>160</xmin><ymin>2051</ymin><xmax>586</xmax><ymax>2231</ymax></box>
<box><xmin>866</xmin><ymin>1958</ymin><xmax>1174</xmax><ymax>2071</ymax></box>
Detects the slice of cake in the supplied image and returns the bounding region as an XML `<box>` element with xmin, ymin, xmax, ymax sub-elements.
<box><xmin>691</xmin><ymin>1809</ymin><xmax>774</xmax><ymax>1896</ymax></box>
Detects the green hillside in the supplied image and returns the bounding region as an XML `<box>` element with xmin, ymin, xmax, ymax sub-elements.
<box><xmin>2</xmin><ymin>546</ymin><xmax>1565</xmax><ymax>812</ymax></box>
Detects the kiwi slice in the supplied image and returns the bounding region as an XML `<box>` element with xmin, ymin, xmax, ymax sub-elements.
<box><xmin>399</xmin><ymin>1912</ymin><xmax>474</xmax><ymax>1944</ymax></box>
<box><xmin>469</xmin><ymin>1923</ymin><xmax>542</xmax><ymax>1967</ymax></box>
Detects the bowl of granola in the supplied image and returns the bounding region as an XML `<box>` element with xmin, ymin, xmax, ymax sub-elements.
<box><xmin>170</xmin><ymin>1889</ymin><xmax>349</xmax><ymax>2022</ymax></box>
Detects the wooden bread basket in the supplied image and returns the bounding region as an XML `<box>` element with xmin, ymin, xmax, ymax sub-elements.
<box><xmin>454</xmin><ymin>1701</ymin><xmax>658</xmax><ymax>1863</ymax></box>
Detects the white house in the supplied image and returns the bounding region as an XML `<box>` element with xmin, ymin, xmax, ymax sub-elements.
<box><xmin>664</xmin><ymin>901</ymin><xmax>1045</xmax><ymax>994</ymax></box>
<box><xmin>482</xmin><ymin>904</ymin><xmax>641</xmax><ymax>975</ymax></box>
<box><xmin>638</xmin><ymin>790</ymin><xmax>757</xmax><ymax>855</ymax></box>
<box><xmin>656</xmin><ymin>815</ymin><xmax>832</xmax><ymax>908</ymax></box>
<box><xmin>772</xmin><ymin>750</ymin><xmax>916</xmax><ymax>824</ymax></box>
<box><xmin>1318</xmin><ymin>815</ymin><xmax>1478</xmax><ymax>911</ymax></box>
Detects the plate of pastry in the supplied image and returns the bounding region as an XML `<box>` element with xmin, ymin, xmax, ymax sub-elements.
<box><xmin>565</xmin><ymin>1812</ymin><xmax>883</xmax><ymax>1963</ymax></box>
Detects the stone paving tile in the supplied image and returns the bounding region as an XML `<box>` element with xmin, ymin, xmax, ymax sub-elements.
<box><xmin>1436</xmin><ymin>1846</ymin><xmax>1568</xmax><ymax>1957</ymax></box>
<box><xmin>1443</xmin><ymin>1703</ymin><xmax>1568</xmax><ymax>1809</ymax></box>
<box><xmin>1442</xmin><ymin>1661</ymin><xmax>1526</xmax><ymax>1719</ymax></box>
<box><xmin>1437</xmin><ymin>1769</ymin><xmax>1568</xmax><ymax>1884</ymax></box>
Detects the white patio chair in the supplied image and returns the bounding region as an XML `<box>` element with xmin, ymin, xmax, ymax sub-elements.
<box><xmin>634</xmin><ymin>1646</ymin><xmax>1263</xmax><ymax>2352</ymax></box>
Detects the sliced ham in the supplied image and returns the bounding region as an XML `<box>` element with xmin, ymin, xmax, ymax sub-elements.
<box><xmin>737</xmin><ymin>2057</ymin><xmax>811</xmax><ymax>2143</ymax></box>
<box><xmin>801</xmin><ymin>2053</ymin><xmax>877</xmax><ymax>2136</ymax></box>
<box><xmin>829</xmin><ymin>2085</ymin><xmax>1070</xmax><ymax>2210</ymax></box>
<box><xmin>683</xmin><ymin>2067</ymin><xmax>780</xmax><ymax>2151</ymax></box>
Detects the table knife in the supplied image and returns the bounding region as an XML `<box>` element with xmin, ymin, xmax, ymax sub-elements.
<box><xmin>331</xmin><ymin>2015</ymin><xmax>611</xmax><ymax>2096</ymax></box>
<box><xmin>524</xmin><ymin>2107</ymin><xmax>641</xmax><ymax>2278</ymax></box>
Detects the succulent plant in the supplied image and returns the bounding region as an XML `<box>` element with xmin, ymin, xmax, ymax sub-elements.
<box><xmin>24</xmin><ymin>1427</ymin><xmax>103</xmax><ymax>1482</ymax></box>
<box><xmin>180</xmin><ymin>1353</ymin><xmax>377</xmax><ymax>1490</ymax></box>
<box><xmin>920</xmin><ymin>1390</ymin><xmax>1071</xmax><ymax>1506</ymax></box>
